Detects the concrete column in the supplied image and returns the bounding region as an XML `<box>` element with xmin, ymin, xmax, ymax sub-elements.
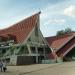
<box><xmin>43</xmin><ymin>47</ymin><xmax>46</xmax><ymax>59</ymax></box>
<box><xmin>14</xmin><ymin>48</ymin><xmax>16</xmax><ymax>56</ymax></box>
<box><xmin>35</xmin><ymin>47</ymin><xmax>38</xmax><ymax>63</ymax></box>
<box><xmin>27</xmin><ymin>44</ymin><xmax>31</xmax><ymax>54</ymax></box>
<box><xmin>43</xmin><ymin>47</ymin><xmax>46</xmax><ymax>63</ymax></box>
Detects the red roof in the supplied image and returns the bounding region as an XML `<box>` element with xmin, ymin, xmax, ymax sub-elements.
<box><xmin>46</xmin><ymin>33</ymin><xmax>75</xmax><ymax>51</ymax></box>
<box><xmin>0</xmin><ymin>12</ymin><xmax>40</xmax><ymax>44</ymax></box>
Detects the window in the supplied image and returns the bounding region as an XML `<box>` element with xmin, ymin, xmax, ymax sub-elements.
<box><xmin>38</xmin><ymin>47</ymin><xmax>44</xmax><ymax>54</ymax></box>
<box><xmin>2</xmin><ymin>49</ymin><xmax>6</xmax><ymax>54</ymax></box>
<box><xmin>0</xmin><ymin>37</ymin><xmax>2</xmax><ymax>42</ymax></box>
<box><xmin>45</xmin><ymin>47</ymin><xmax>51</xmax><ymax>54</ymax></box>
<box><xmin>31</xmin><ymin>47</ymin><xmax>36</xmax><ymax>53</ymax></box>
<box><xmin>28</xmin><ymin>37</ymin><xmax>31</xmax><ymax>41</ymax></box>
<box><xmin>35</xmin><ymin>25</ymin><xmax>38</xmax><ymax>36</ymax></box>
<box><xmin>18</xmin><ymin>46</ymin><xmax>29</xmax><ymax>54</ymax></box>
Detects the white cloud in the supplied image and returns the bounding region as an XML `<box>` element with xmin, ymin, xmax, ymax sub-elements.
<box><xmin>64</xmin><ymin>5</ymin><xmax>75</xmax><ymax>17</ymax></box>
<box><xmin>49</xmin><ymin>19</ymin><xmax>65</xmax><ymax>24</ymax></box>
<box><xmin>41</xmin><ymin>5</ymin><xmax>62</xmax><ymax>19</ymax></box>
<box><xmin>42</xmin><ymin>19</ymin><xmax>65</xmax><ymax>26</ymax></box>
<box><xmin>40</xmin><ymin>5</ymin><xmax>65</xmax><ymax>26</ymax></box>
<box><xmin>0</xmin><ymin>10</ymin><xmax>39</xmax><ymax>29</ymax></box>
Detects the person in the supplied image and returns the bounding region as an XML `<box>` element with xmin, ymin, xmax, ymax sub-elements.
<box><xmin>3</xmin><ymin>60</ymin><xmax>7</xmax><ymax>72</ymax></box>
<box><xmin>0</xmin><ymin>60</ymin><xmax>3</xmax><ymax>72</ymax></box>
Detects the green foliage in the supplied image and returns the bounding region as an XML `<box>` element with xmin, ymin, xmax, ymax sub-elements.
<box><xmin>56</xmin><ymin>30</ymin><xmax>65</xmax><ymax>36</ymax></box>
<box><xmin>56</xmin><ymin>28</ymin><xmax>73</xmax><ymax>36</ymax></box>
<box><xmin>65</xmin><ymin>28</ymin><xmax>72</xmax><ymax>34</ymax></box>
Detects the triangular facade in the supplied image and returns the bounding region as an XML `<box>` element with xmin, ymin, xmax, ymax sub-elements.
<box><xmin>0</xmin><ymin>12</ymin><xmax>51</xmax><ymax>65</ymax></box>
<box><xmin>46</xmin><ymin>32</ymin><xmax>75</xmax><ymax>61</ymax></box>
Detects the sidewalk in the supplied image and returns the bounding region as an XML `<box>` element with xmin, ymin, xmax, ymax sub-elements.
<box><xmin>0</xmin><ymin>63</ymin><xmax>61</xmax><ymax>75</ymax></box>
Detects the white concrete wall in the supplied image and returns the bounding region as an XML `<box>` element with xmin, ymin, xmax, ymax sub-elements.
<box><xmin>10</xmin><ymin>56</ymin><xmax>17</xmax><ymax>65</ymax></box>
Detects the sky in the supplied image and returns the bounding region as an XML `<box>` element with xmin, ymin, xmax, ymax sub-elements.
<box><xmin>0</xmin><ymin>0</ymin><xmax>75</xmax><ymax>37</ymax></box>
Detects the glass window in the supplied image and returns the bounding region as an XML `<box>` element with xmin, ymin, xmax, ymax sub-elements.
<box><xmin>18</xmin><ymin>45</ymin><xmax>29</xmax><ymax>54</ymax></box>
<box><xmin>31</xmin><ymin>47</ymin><xmax>36</xmax><ymax>53</ymax></box>
<box><xmin>35</xmin><ymin>25</ymin><xmax>38</xmax><ymax>36</ymax></box>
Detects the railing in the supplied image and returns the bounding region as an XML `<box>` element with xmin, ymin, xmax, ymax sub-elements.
<box><xmin>0</xmin><ymin>40</ymin><xmax>14</xmax><ymax>44</ymax></box>
<box><xmin>27</xmin><ymin>42</ymin><xmax>47</xmax><ymax>47</ymax></box>
<box><xmin>0</xmin><ymin>40</ymin><xmax>14</xmax><ymax>47</ymax></box>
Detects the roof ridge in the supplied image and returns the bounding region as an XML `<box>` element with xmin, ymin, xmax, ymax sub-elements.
<box><xmin>0</xmin><ymin>11</ymin><xmax>41</xmax><ymax>31</ymax></box>
<box><xmin>0</xmin><ymin>12</ymin><xmax>40</xmax><ymax>43</ymax></box>
<box><xmin>45</xmin><ymin>32</ymin><xmax>75</xmax><ymax>39</ymax></box>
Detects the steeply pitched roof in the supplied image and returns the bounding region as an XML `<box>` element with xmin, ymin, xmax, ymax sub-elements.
<box><xmin>0</xmin><ymin>12</ymin><xmax>41</xmax><ymax>44</ymax></box>
<box><xmin>45</xmin><ymin>33</ymin><xmax>75</xmax><ymax>51</ymax></box>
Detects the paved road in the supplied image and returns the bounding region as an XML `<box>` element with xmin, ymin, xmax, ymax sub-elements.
<box><xmin>0</xmin><ymin>62</ymin><xmax>75</xmax><ymax>75</ymax></box>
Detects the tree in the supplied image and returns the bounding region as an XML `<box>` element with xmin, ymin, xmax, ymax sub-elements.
<box><xmin>56</xmin><ymin>30</ymin><xmax>65</xmax><ymax>36</ymax></box>
<box><xmin>65</xmin><ymin>28</ymin><xmax>72</xmax><ymax>34</ymax></box>
<box><xmin>56</xmin><ymin>28</ymin><xmax>73</xmax><ymax>36</ymax></box>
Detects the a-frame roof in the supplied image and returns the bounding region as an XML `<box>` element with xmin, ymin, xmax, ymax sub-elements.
<box><xmin>0</xmin><ymin>12</ymin><xmax>41</xmax><ymax>44</ymax></box>
<box><xmin>45</xmin><ymin>32</ymin><xmax>75</xmax><ymax>51</ymax></box>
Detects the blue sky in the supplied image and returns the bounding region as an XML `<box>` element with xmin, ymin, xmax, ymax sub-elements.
<box><xmin>0</xmin><ymin>0</ymin><xmax>75</xmax><ymax>37</ymax></box>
